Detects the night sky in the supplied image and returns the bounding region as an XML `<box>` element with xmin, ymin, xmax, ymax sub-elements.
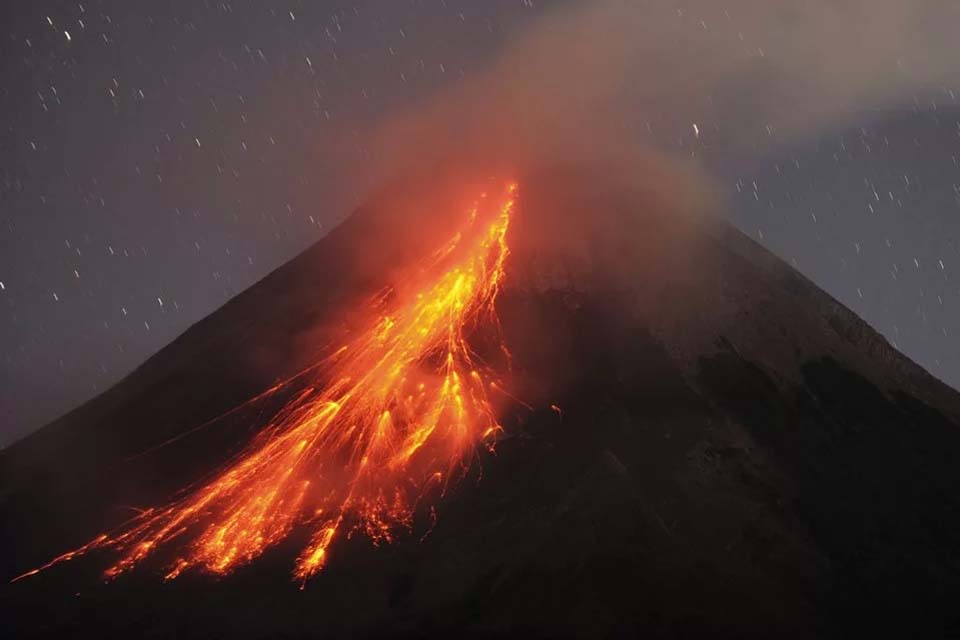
<box><xmin>2</xmin><ymin>1</ymin><xmax>959</xmax><ymax>447</ymax></box>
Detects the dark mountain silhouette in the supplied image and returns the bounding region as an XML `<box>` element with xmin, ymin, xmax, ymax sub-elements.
<box><xmin>3</xmin><ymin>166</ymin><xmax>960</xmax><ymax>638</ymax></box>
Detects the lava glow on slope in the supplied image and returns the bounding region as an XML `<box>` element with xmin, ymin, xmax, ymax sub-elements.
<box><xmin>15</xmin><ymin>181</ymin><xmax>518</xmax><ymax>586</ymax></box>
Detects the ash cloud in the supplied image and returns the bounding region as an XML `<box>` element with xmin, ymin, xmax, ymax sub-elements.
<box><xmin>356</xmin><ymin>0</ymin><xmax>960</xmax><ymax>188</ymax></box>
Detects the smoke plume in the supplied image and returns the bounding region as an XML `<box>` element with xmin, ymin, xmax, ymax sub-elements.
<box><xmin>355</xmin><ymin>0</ymin><xmax>960</xmax><ymax>188</ymax></box>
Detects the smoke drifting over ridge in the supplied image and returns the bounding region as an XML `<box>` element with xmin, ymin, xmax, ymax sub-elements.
<box><xmin>355</xmin><ymin>0</ymin><xmax>960</xmax><ymax>189</ymax></box>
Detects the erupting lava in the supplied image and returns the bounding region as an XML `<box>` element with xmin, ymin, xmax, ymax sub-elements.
<box><xmin>16</xmin><ymin>181</ymin><xmax>518</xmax><ymax>585</ymax></box>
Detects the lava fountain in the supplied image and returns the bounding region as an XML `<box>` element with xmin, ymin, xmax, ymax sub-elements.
<box><xmin>15</xmin><ymin>181</ymin><xmax>518</xmax><ymax>586</ymax></box>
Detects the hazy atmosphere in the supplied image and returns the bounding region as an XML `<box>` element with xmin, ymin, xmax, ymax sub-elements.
<box><xmin>3</xmin><ymin>0</ymin><xmax>960</xmax><ymax>446</ymax></box>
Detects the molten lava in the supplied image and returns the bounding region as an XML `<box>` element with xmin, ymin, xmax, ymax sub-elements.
<box><xmin>16</xmin><ymin>181</ymin><xmax>518</xmax><ymax>585</ymax></box>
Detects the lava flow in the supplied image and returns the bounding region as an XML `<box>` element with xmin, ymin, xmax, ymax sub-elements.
<box><xmin>15</xmin><ymin>181</ymin><xmax>518</xmax><ymax>585</ymax></box>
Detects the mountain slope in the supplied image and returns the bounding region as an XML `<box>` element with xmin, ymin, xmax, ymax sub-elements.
<box><xmin>3</xmin><ymin>166</ymin><xmax>960</xmax><ymax>638</ymax></box>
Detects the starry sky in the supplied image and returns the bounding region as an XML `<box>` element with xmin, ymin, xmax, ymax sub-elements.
<box><xmin>2</xmin><ymin>0</ymin><xmax>959</xmax><ymax>447</ymax></box>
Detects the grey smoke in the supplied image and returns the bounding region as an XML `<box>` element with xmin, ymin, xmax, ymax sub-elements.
<box><xmin>359</xmin><ymin>0</ymin><xmax>960</xmax><ymax>180</ymax></box>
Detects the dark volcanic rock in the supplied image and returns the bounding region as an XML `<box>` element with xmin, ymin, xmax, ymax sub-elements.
<box><xmin>3</xmin><ymin>166</ymin><xmax>960</xmax><ymax>638</ymax></box>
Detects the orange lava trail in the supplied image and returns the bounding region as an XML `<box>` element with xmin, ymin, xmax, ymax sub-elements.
<box><xmin>14</xmin><ymin>181</ymin><xmax>518</xmax><ymax>585</ymax></box>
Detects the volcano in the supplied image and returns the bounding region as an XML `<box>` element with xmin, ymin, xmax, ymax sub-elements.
<box><xmin>3</xmin><ymin>166</ymin><xmax>960</xmax><ymax>638</ymax></box>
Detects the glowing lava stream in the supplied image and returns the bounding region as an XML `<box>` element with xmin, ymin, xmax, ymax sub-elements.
<box><xmin>16</xmin><ymin>181</ymin><xmax>518</xmax><ymax>585</ymax></box>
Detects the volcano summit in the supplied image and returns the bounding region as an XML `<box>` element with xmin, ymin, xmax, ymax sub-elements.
<box><xmin>3</xmin><ymin>167</ymin><xmax>960</xmax><ymax>638</ymax></box>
